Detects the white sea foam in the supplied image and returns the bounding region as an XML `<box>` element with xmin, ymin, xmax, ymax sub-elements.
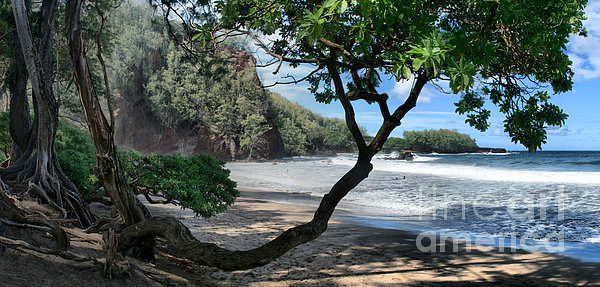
<box><xmin>331</xmin><ymin>157</ymin><xmax>600</xmax><ymax>185</ymax></box>
<box><xmin>227</xmin><ymin>155</ymin><xmax>600</xmax><ymax>247</ymax></box>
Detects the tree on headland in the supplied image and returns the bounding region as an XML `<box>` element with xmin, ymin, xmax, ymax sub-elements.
<box><xmin>111</xmin><ymin>0</ymin><xmax>587</xmax><ymax>270</ymax></box>
<box><xmin>240</xmin><ymin>114</ymin><xmax>270</xmax><ymax>160</ymax></box>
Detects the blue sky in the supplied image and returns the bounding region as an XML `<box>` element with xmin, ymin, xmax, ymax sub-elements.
<box><xmin>255</xmin><ymin>3</ymin><xmax>600</xmax><ymax>151</ymax></box>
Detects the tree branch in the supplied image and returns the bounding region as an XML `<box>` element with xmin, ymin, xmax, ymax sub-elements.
<box><xmin>242</xmin><ymin>30</ymin><xmax>322</xmax><ymax>66</ymax></box>
<box><xmin>392</xmin><ymin>73</ymin><xmax>429</xmax><ymax>121</ymax></box>
<box><xmin>263</xmin><ymin>66</ymin><xmax>323</xmax><ymax>88</ymax></box>
<box><xmin>327</xmin><ymin>64</ymin><xmax>367</xmax><ymax>151</ymax></box>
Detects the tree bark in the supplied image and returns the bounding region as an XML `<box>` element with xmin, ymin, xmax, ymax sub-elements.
<box><xmin>5</xmin><ymin>0</ymin><xmax>93</xmax><ymax>227</ymax></box>
<box><xmin>7</xmin><ymin>29</ymin><xmax>31</xmax><ymax>164</ymax></box>
<box><xmin>65</xmin><ymin>0</ymin><xmax>149</xmax><ymax>229</ymax></box>
<box><xmin>65</xmin><ymin>0</ymin><xmax>155</xmax><ymax>261</ymax></box>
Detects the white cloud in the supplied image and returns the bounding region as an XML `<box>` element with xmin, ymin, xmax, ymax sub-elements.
<box><xmin>390</xmin><ymin>79</ymin><xmax>450</xmax><ymax>104</ymax></box>
<box><xmin>257</xmin><ymin>62</ymin><xmax>317</xmax><ymax>101</ymax></box>
<box><xmin>546</xmin><ymin>125</ymin><xmax>583</xmax><ymax>136</ymax></box>
<box><xmin>568</xmin><ymin>2</ymin><xmax>600</xmax><ymax>79</ymax></box>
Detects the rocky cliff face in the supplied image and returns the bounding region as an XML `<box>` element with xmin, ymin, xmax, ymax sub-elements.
<box><xmin>113</xmin><ymin>47</ymin><xmax>285</xmax><ymax>161</ymax></box>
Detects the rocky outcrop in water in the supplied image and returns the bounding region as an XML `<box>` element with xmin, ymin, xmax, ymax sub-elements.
<box><xmin>383</xmin><ymin>152</ymin><xmax>414</xmax><ymax>161</ymax></box>
<box><xmin>477</xmin><ymin>147</ymin><xmax>508</xmax><ymax>154</ymax></box>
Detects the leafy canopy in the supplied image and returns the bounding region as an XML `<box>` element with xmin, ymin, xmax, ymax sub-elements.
<box><xmin>196</xmin><ymin>0</ymin><xmax>587</xmax><ymax>151</ymax></box>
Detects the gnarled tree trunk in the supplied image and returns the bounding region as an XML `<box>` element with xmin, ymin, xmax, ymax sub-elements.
<box><xmin>118</xmin><ymin>157</ymin><xmax>373</xmax><ymax>270</ymax></box>
<box><xmin>65</xmin><ymin>0</ymin><xmax>153</xmax><ymax>259</ymax></box>
<box><xmin>7</xmin><ymin>29</ymin><xmax>31</xmax><ymax>165</ymax></box>
<box><xmin>4</xmin><ymin>0</ymin><xmax>93</xmax><ymax>227</ymax></box>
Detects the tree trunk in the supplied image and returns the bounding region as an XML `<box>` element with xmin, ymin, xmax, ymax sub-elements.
<box><xmin>4</xmin><ymin>0</ymin><xmax>93</xmax><ymax>228</ymax></box>
<box><xmin>65</xmin><ymin>0</ymin><xmax>153</xmax><ymax>260</ymax></box>
<box><xmin>117</xmin><ymin>155</ymin><xmax>373</xmax><ymax>270</ymax></box>
<box><xmin>65</xmin><ymin>0</ymin><xmax>148</xmax><ymax>227</ymax></box>
<box><xmin>7</xmin><ymin>29</ymin><xmax>31</xmax><ymax>165</ymax></box>
<box><xmin>115</xmin><ymin>59</ymin><xmax>386</xmax><ymax>271</ymax></box>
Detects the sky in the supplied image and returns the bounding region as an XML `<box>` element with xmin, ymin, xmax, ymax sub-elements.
<box><xmin>254</xmin><ymin>3</ymin><xmax>600</xmax><ymax>151</ymax></box>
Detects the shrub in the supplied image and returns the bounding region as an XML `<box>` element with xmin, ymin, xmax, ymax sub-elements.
<box><xmin>121</xmin><ymin>150</ymin><xmax>239</xmax><ymax>218</ymax></box>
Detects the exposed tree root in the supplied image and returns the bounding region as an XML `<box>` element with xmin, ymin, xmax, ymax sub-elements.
<box><xmin>0</xmin><ymin>185</ymin><xmax>70</xmax><ymax>251</ymax></box>
<box><xmin>27</xmin><ymin>182</ymin><xmax>67</xmax><ymax>217</ymax></box>
<box><xmin>118</xmin><ymin>216</ymin><xmax>325</xmax><ymax>271</ymax></box>
<box><xmin>0</xmin><ymin>162</ymin><xmax>94</xmax><ymax>228</ymax></box>
<box><xmin>0</xmin><ymin>235</ymin><xmax>102</xmax><ymax>265</ymax></box>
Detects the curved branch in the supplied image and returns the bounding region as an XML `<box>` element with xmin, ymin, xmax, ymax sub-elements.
<box><xmin>119</xmin><ymin>160</ymin><xmax>374</xmax><ymax>270</ymax></box>
<box><xmin>93</xmin><ymin>0</ymin><xmax>121</xmax><ymax>132</ymax></box>
<box><xmin>263</xmin><ymin>66</ymin><xmax>323</xmax><ymax>88</ymax></box>
<box><xmin>242</xmin><ymin>30</ymin><xmax>323</xmax><ymax>66</ymax></box>
<box><xmin>346</xmin><ymin>90</ymin><xmax>387</xmax><ymax>103</ymax></box>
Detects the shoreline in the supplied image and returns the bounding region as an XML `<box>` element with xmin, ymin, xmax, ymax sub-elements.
<box><xmin>145</xmin><ymin>189</ymin><xmax>600</xmax><ymax>286</ymax></box>
<box><xmin>239</xmin><ymin>188</ymin><xmax>600</xmax><ymax>263</ymax></box>
<box><xmin>3</xmin><ymin>189</ymin><xmax>598</xmax><ymax>286</ymax></box>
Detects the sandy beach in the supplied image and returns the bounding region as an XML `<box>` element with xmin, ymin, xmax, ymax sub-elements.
<box><xmin>148</xmin><ymin>189</ymin><xmax>600</xmax><ymax>286</ymax></box>
<box><xmin>2</xmin><ymin>189</ymin><xmax>600</xmax><ymax>286</ymax></box>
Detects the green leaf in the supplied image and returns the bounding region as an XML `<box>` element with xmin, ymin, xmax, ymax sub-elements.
<box><xmin>402</xmin><ymin>65</ymin><xmax>411</xmax><ymax>80</ymax></box>
<box><xmin>338</xmin><ymin>0</ymin><xmax>348</xmax><ymax>13</ymax></box>
<box><xmin>413</xmin><ymin>58</ymin><xmax>425</xmax><ymax>70</ymax></box>
<box><xmin>360</xmin><ymin>0</ymin><xmax>372</xmax><ymax>17</ymax></box>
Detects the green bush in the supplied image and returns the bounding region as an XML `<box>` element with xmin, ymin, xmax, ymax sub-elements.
<box><xmin>121</xmin><ymin>150</ymin><xmax>238</xmax><ymax>218</ymax></box>
<box><xmin>55</xmin><ymin>121</ymin><xmax>98</xmax><ymax>197</ymax></box>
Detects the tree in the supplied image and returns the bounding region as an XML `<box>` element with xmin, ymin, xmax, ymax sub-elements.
<box><xmin>121</xmin><ymin>150</ymin><xmax>238</xmax><ymax>218</ymax></box>
<box><xmin>73</xmin><ymin>0</ymin><xmax>587</xmax><ymax>271</ymax></box>
<box><xmin>65</xmin><ymin>0</ymin><xmax>152</xmax><ymax>240</ymax></box>
<box><xmin>5</xmin><ymin>0</ymin><xmax>93</xmax><ymax>227</ymax></box>
<box><xmin>239</xmin><ymin>114</ymin><xmax>270</xmax><ymax>160</ymax></box>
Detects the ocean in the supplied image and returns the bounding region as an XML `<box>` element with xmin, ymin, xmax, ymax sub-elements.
<box><xmin>226</xmin><ymin>151</ymin><xmax>600</xmax><ymax>261</ymax></box>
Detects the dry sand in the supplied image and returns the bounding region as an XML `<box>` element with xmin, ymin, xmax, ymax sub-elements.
<box><xmin>2</xmin><ymin>189</ymin><xmax>600</xmax><ymax>286</ymax></box>
<box><xmin>148</xmin><ymin>189</ymin><xmax>600</xmax><ymax>286</ymax></box>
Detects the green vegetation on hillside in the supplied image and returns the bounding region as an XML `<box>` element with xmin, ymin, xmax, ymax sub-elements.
<box><xmin>403</xmin><ymin>129</ymin><xmax>478</xmax><ymax>153</ymax></box>
<box><xmin>145</xmin><ymin>46</ymin><xmax>269</xmax><ymax>135</ymax></box>
<box><xmin>108</xmin><ymin>3</ymin><xmax>357</xmax><ymax>157</ymax></box>
<box><xmin>110</xmin><ymin>4</ymin><xmax>268</xmax><ymax>135</ymax></box>
<box><xmin>268</xmin><ymin>93</ymin><xmax>356</xmax><ymax>155</ymax></box>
